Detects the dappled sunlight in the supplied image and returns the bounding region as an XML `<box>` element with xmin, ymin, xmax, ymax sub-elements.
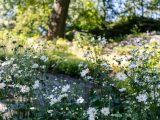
<box><xmin>0</xmin><ymin>0</ymin><xmax>160</xmax><ymax>119</ymax></box>
<box><xmin>0</xmin><ymin>102</ymin><xmax>7</xmax><ymax>112</ymax></box>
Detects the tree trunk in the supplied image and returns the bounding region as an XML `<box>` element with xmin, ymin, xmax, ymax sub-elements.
<box><xmin>141</xmin><ymin>0</ymin><xmax>144</xmax><ymax>17</ymax></box>
<box><xmin>47</xmin><ymin>0</ymin><xmax>70</xmax><ymax>40</ymax></box>
<box><xmin>133</xmin><ymin>0</ymin><xmax>136</xmax><ymax>16</ymax></box>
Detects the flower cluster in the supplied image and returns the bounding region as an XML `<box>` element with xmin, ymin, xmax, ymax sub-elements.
<box><xmin>0</xmin><ymin>39</ymin><xmax>160</xmax><ymax>120</ymax></box>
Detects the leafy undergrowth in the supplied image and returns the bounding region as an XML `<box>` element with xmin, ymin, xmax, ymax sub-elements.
<box><xmin>0</xmin><ymin>36</ymin><xmax>160</xmax><ymax>119</ymax></box>
<box><xmin>0</xmin><ymin>38</ymin><xmax>95</xmax><ymax>78</ymax></box>
<box><xmin>1</xmin><ymin>33</ymin><xmax>160</xmax><ymax>77</ymax></box>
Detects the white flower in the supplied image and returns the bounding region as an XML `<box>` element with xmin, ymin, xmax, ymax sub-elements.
<box><xmin>76</xmin><ymin>97</ymin><xmax>84</xmax><ymax>104</ymax></box>
<box><xmin>50</xmin><ymin>98</ymin><xmax>58</xmax><ymax>106</ymax></box>
<box><xmin>49</xmin><ymin>93</ymin><xmax>69</xmax><ymax>106</ymax></box>
<box><xmin>59</xmin><ymin>93</ymin><xmax>68</xmax><ymax>99</ymax></box>
<box><xmin>33</xmin><ymin>80</ymin><xmax>40</xmax><ymax>89</ymax></box>
<box><xmin>49</xmin><ymin>94</ymin><xmax>54</xmax><ymax>99</ymax></box>
<box><xmin>100</xmin><ymin>40</ymin><xmax>107</xmax><ymax>46</ymax></box>
<box><xmin>33</xmin><ymin>56</ymin><xmax>38</xmax><ymax>59</ymax></box>
<box><xmin>32</xmin><ymin>63</ymin><xmax>39</xmax><ymax>69</ymax></box>
<box><xmin>100</xmin><ymin>63</ymin><xmax>108</xmax><ymax>67</ymax></box>
<box><xmin>128</xmin><ymin>63</ymin><xmax>136</xmax><ymax>69</ymax></box>
<box><xmin>98</xmin><ymin>36</ymin><xmax>101</xmax><ymax>41</ymax></box>
<box><xmin>151</xmin><ymin>92</ymin><xmax>159</xmax><ymax>99</ymax></box>
<box><xmin>80</xmin><ymin>68</ymin><xmax>90</xmax><ymax>77</ymax></box>
<box><xmin>78</xmin><ymin>63</ymin><xmax>83</xmax><ymax>68</ymax></box>
<box><xmin>41</xmin><ymin>65</ymin><xmax>46</xmax><ymax>69</ymax></box>
<box><xmin>2</xmin><ymin>60</ymin><xmax>13</xmax><ymax>67</ymax></box>
<box><xmin>47</xmin><ymin>110</ymin><xmax>53</xmax><ymax>114</ymax></box>
<box><xmin>0</xmin><ymin>69</ymin><xmax>3</xmax><ymax>74</ymax></box>
<box><xmin>101</xmin><ymin>107</ymin><xmax>110</xmax><ymax>116</ymax></box>
<box><xmin>61</xmin><ymin>84</ymin><xmax>70</xmax><ymax>93</ymax></box>
<box><xmin>119</xmin><ymin>88</ymin><xmax>126</xmax><ymax>92</ymax></box>
<box><xmin>20</xmin><ymin>85</ymin><xmax>30</xmax><ymax>93</ymax></box>
<box><xmin>0</xmin><ymin>102</ymin><xmax>7</xmax><ymax>112</ymax></box>
<box><xmin>86</xmin><ymin>76</ymin><xmax>93</xmax><ymax>80</ymax></box>
<box><xmin>87</xmin><ymin>107</ymin><xmax>97</xmax><ymax>120</ymax></box>
<box><xmin>136</xmin><ymin>93</ymin><xmax>147</xmax><ymax>102</ymax></box>
<box><xmin>52</xmin><ymin>87</ymin><xmax>58</xmax><ymax>92</ymax></box>
<box><xmin>115</xmin><ymin>72</ymin><xmax>127</xmax><ymax>81</ymax></box>
<box><xmin>40</xmin><ymin>55</ymin><xmax>48</xmax><ymax>62</ymax></box>
<box><xmin>30</xmin><ymin>107</ymin><xmax>35</xmax><ymax>110</ymax></box>
<box><xmin>0</xmin><ymin>83</ymin><xmax>6</xmax><ymax>89</ymax></box>
<box><xmin>18</xmin><ymin>70</ymin><xmax>22</xmax><ymax>74</ymax></box>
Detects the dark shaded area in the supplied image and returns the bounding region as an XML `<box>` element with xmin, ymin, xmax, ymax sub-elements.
<box><xmin>66</xmin><ymin>16</ymin><xmax>160</xmax><ymax>41</ymax></box>
<box><xmin>103</xmin><ymin>16</ymin><xmax>160</xmax><ymax>38</ymax></box>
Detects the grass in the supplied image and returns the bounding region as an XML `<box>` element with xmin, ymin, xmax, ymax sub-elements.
<box><xmin>0</xmin><ymin>32</ymin><xmax>159</xmax><ymax>78</ymax></box>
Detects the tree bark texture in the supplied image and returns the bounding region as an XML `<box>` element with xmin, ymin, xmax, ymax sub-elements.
<box><xmin>47</xmin><ymin>0</ymin><xmax>70</xmax><ymax>40</ymax></box>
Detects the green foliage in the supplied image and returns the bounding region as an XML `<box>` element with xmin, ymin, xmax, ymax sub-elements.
<box><xmin>131</xmin><ymin>25</ymin><xmax>141</xmax><ymax>35</ymax></box>
<box><xmin>1</xmin><ymin>0</ymin><xmax>160</xmax><ymax>41</ymax></box>
<box><xmin>113</xmin><ymin>45</ymin><xmax>136</xmax><ymax>55</ymax></box>
<box><xmin>0</xmin><ymin>0</ymin><xmax>52</xmax><ymax>37</ymax></box>
<box><xmin>0</xmin><ymin>37</ymin><xmax>91</xmax><ymax>77</ymax></box>
<box><xmin>1</xmin><ymin>31</ymin><xmax>160</xmax><ymax>119</ymax></box>
<box><xmin>104</xmin><ymin>16</ymin><xmax>160</xmax><ymax>39</ymax></box>
<box><xmin>13</xmin><ymin>6</ymin><xmax>50</xmax><ymax>37</ymax></box>
<box><xmin>68</xmin><ymin>0</ymin><xmax>103</xmax><ymax>31</ymax></box>
<box><xmin>53</xmin><ymin>57</ymin><xmax>83</xmax><ymax>76</ymax></box>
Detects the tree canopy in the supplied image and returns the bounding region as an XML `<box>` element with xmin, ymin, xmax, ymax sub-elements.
<box><xmin>0</xmin><ymin>0</ymin><xmax>159</xmax><ymax>40</ymax></box>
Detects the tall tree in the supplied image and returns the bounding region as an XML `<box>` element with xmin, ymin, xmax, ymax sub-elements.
<box><xmin>140</xmin><ymin>0</ymin><xmax>144</xmax><ymax>17</ymax></box>
<box><xmin>47</xmin><ymin>0</ymin><xmax>70</xmax><ymax>40</ymax></box>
